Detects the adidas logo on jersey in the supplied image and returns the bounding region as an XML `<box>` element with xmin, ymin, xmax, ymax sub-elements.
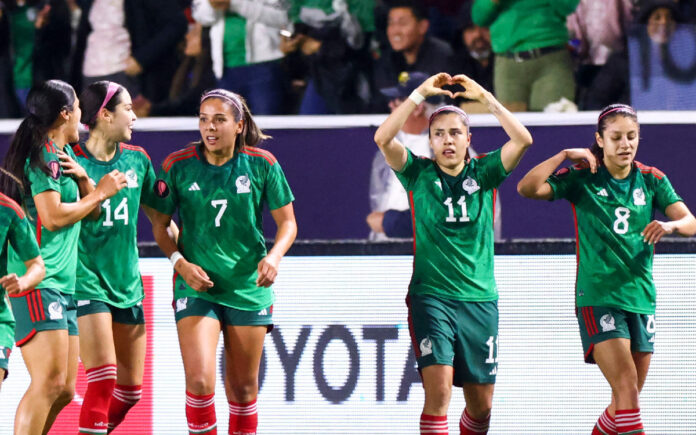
<box><xmin>257</xmin><ymin>308</ymin><xmax>268</xmax><ymax>316</ymax></box>
<box><xmin>597</xmin><ymin>188</ymin><xmax>608</xmax><ymax>197</ymax></box>
<box><xmin>188</xmin><ymin>182</ymin><xmax>201</xmax><ymax>191</ymax></box>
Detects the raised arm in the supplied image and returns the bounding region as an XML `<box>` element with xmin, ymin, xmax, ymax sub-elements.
<box><xmin>256</xmin><ymin>203</ymin><xmax>297</xmax><ymax>288</ymax></box>
<box><xmin>33</xmin><ymin>170</ymin><xmax>127</xmax><ymax>231</ymax></box>
<box><xmin>452</xmin><ymin>74</ymin><xmax>533</xmax><ymax>172</ymax></box>
<box><xmin>374</xmin><ymin>73</ymin><xmax>453</xmax><ymax>171</ymax></box>
<box><xmin>517</xmin><ymin>148</ymin><xmax>597</xmax><ymax>200</ymax></box>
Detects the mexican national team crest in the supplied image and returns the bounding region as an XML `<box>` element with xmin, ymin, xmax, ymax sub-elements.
<box><xmin>47</xmin><ymin>160</ymin><xmax>61</xmax><ymax>180</ymax></box>
<box><xmin>420</xmin><ymin>337</ymin><xmax>433</xmax><ymax>356</ymax></box>
<box><xmin>48</xmin><ymin>302</ymin><xmax>64</xmax><ymax>320</ymax></box>
<box><xmin>236</xmin><ymin>175</ymin><xmax>251</xmax><ymax>194</ymax></box>
<box><xmin>462</xmin><ymin>177</ymin><xmax>480</xmax><ymax>194</ymax></box>
<box><xmin>633</xmin><ymin>188</ymin><xmax>646</xmax><ymax>205</ymax></box>
<box><xmin>600</xmin><ymin>314</ymin><xmax>616</xmax><ymax>332</ymax></box>
<box><xmin>154</xmin><ymin>179</ymin><xmax>169</xmax><ymax>198</ymax></box>
<box><xmin>125</xmin><ymin>169</ymin><xmax>138</xmax><ymax>188</ymax></box>
<box><xmin>176</xmin><ymin>297</ymin><xmax>188</xmax><ymax>313</ymax></box>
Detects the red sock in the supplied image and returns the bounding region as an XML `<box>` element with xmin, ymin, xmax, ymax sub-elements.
<box><xmin>108</xmin><ymin>384</ymin><xmax>142</xmax><ymax>432</ymax></box>
<box><xmin>186</xmin><ymin>391</ymin><xmax>217</xmax><ymax>435</ymax></box>
<box><xmin>592</xmin><ymin>408</ymin><xmax>617</xmax><ymax>435</ymax></box>
<box><xmin>420</xmin><ymin>413</ymin><xmax>448</xmax><ymax>435</ymax></box>
<box><xmin>459</xmin><ymin>408</ymin><xmax>490</xmax><ymax>434</ymax></box>
<box><xmin>615</xmin><ymin>408</ymin><xmax>644</xmax><ymax>435</ymax></box>
<box><xmin>228</xmin><ymin>399</ymin><xmax>258</xmax><ymax>435</ymax></box>
<box><xmin>79</xmin><ymin>364</ymin><xmax>117</xmax><ymax>434</ymax></box>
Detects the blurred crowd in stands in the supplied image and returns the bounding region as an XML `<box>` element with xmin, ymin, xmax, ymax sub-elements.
<box><xmin>0</xmin><ymin>0</ymin><xmax>694</xmax><ymax>119</ymax></box>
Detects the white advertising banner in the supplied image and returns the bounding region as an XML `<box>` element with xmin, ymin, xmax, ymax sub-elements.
<box><xmin>1</xmin><ymin>255</ymin><xmax>695</xmax><ymax>434</ymax></box>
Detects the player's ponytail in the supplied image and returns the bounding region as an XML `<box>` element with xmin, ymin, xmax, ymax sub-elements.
<box><xmin>591</xmin><ymin>103</ymin><xmax>638</xmax><ymax>163</ymax></box>
<box><xmin>0</xmin><ymin>80</ymin><xmax>76</xmax><ymax>203</ymax></box>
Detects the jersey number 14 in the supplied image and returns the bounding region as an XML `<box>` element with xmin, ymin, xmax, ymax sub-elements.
<box><xmin>102</xmin><ymin>198</ymin><xmax>128</xmax><ymax>226</ymax></box>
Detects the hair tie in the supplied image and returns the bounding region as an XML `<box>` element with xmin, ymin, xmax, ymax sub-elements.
<box><xmin>429</xmin><ymin>105</ymin><xmax>470</xmax><ymax>127</ymax></box>
<box><xmin>200</xmin><ymin>89</ymin><xmax>243</xmax><ymax>117</ymax></box>
<box><xmin>90</xmin><ymin>82</ymin><xmax>120</xmax><ymax>123</ymax></box>
<box><xmin>598</xmin><ymin>105</ymin><xmax>636</xmax><ymax>122</ymax></box>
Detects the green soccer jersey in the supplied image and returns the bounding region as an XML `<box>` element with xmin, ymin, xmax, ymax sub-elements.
<box><xmin>153</xmin><ymin>144</ymin><xmax>294</xmax><ymax>310</ymax></box>
<box><xmin>73</xmin><ymin>143</ymin><xmax>158</xmax><ymax>307</ymax></box>
<box><xmin>395</xmin><ymin>149</ymin><xmax>509</xmax><ymax>301</ymax></box>
<box><xmin>0</xmin><ymin>193</ymin><xmax>41</xmax><ymax>344</ymax></box>
<box><xmin>8</xmin><ymin>142</ymin><xmax>81</xmax><ymax>295</ymax></box>
<box><xmin>547</xmin><ymin>162</ymin><xmax>682</xmax><ymax>314</ymax></box>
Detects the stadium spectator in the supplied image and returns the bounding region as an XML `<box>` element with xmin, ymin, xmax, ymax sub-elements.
<box><xmin>71</xmin><ymin>0</ymin><xmax>187</xmax><ymax>109</ymax></box>
<box><xmin>132</xmin><ymin>23</ymin><xmax>216</xmax><ymax>117</ymax></box>
<box><xmin>367</xmin><ymin>71</ymin><xmax>435</xmax><ymax>240</ymax></box>
<box><xmin>5</xmin><ymin>0</ymin><xmax>72</xmax><ymax>112</ymax></box>
<box><xmin>373</xmin><ymin>0</ymin><xmax>457</xmax><ymax>111</ymax></box>
<box><xmin>567</xmin><ymin>0</ymin><xmax>633</xmax><ymax>109</ymax></box>
<box><xmin>518</xmin><ymin>103</ymin><xmax>696</xmax><ymax>435</ymax></box>
<box><xmin>455</xmin><ymin>5</ymin><xmax>494</xmax><ymax>113</ymax></box>
<box><xmin>0</xmin><ymin>1</ymin><xmax>22</xmax><ymax>118</ymax></box>
<box><xmin>281</xmin><ymin>0</ymin><xmax>374</xmax><ymax>114</ymax></box>
<box><xmin>472</xmin><ymin>0</ymin><xmax>579</xmax><ymax>112</ymax></box>
<box><xmin>192</xmin><ymin>0</ymin><xmax>289</xmax><ymax>115</ymax></box>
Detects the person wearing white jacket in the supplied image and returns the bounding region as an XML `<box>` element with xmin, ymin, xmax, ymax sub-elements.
<box><xmin>192</xmin><ymin>0</ymin><xmax>290</xmax><ymax>114</ymax></box>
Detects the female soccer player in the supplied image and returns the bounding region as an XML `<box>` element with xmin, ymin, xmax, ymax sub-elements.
<box><xmin>150</xmin><ymin>89</ymin><xmax>297</xmax><ymax>435</ymax></box>
<box><xmin>73</xmin><ymin>81</ymin><xmax>162</xmax><ymax>434</ymax></box>
<box><xmin>0</xmin><ymin>79</ymin><xmax>127</xmax><ymax>434</ymax></box>
<box><xmin>0</xmin><ymin>182</ymin><xmax>45</xmax><ymax>391</ymax></box>
<box><xmin>517</xmin><ymin>104</ymin><xmax>696</xmax><ymax>435</ymax></box>
<box><xmin>374</xmin><ymin>72</ymin><xmax>533</xmax><ymax>435</ymax></box>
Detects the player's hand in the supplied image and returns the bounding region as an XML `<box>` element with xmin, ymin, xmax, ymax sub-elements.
<box><xmin>451</xmin><ymin>74</ymin><xmax>487</xmax><ymax>102</ymax></box>
<box><xmin>124</xmin><ymin>56</ymin><xmax>142</xmax><ymax>76</ymax></box>
<box><xmin>0</xmin><ymin>273</ymin><xmax>28</xmax><ymax>295</ymax></box>
<box><xmin>57</xmin><ymin>150</ymin><xmax>88</xmax><ymax>181</ymax></box>
<box><xmin>95</xmin><ymin>170</ymin><xmax>128</xmax><ymax>199</ymax></box>
<box><xmin>641</xmin><ymin>220</ymin><xmax>674</xmax><ymax>245</ymax></box>
<box><xmin>177</xmin><ymin>260</ymin><xmax>214</xmax><ymax>292</ymax></box>
<box><xmin>256</xmin><ymin>253</ymin><xmax>280</xmax><ymax>288</ymax></box>
<box><xmin>415</xmin><ymin>73</ymin><xmax>454</xmax><ymax>99</ymax></box>
<box><xmin>563</xmin><ymin>148</ymin><xmax>598</xmax><ymax>173</ymax></box>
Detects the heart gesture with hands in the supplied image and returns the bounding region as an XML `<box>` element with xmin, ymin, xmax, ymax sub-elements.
<box><xmin>414</xmin><ymin>73</ymin><xmax>455</xmax><ymax>99</ymax></box>
<box><xmin>450</xmin><ymin>74</ymin><xmax>488</xmax><ymax>102</ymax></box>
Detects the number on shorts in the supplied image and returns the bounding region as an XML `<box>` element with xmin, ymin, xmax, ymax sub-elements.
<box><xmin>102</xmin><ymin>197</ymin><xmax>128</xmax><ymax>226</ymax></box>
<box><xmin>613</xmin><ymin>207</ymin><xmax>630</xmax><ymax>234</ymax></box>
<box><xmin>211</xmin><ymin>199</ymin><xmax>227</xmax><ymax>227</ymax></box>
<box><xmin>444</xmin><ymin>196</ymin><xmax>470</xmax><ymax>223</ymax></box>
<box><xmin>646</xmin><ymin>315</ymin><xmax>656</xmax><ymax>334</ymax></box>
<box><xmin>485</xmin><ymin>335</ymin><xmax>498</xmax><ymax>364</ymax></box>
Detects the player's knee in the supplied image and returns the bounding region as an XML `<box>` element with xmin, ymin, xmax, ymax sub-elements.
<box><xmin>466</xmin><ymin>401</ymin><xmax>492</xmax><ymax>420</ymax></box>
<box><xmin>38</xmin><ymin>372</ymin><xmax>68</xmax><ymax>401</ymax></box>
<box><xmin>424</xmin><ymin>385</ymin><xmax>451</xmax><ymax>411</ymax></box>
<box><xmin>613</xmin><ymin>374</ymin><xmax>639</xmax><ymax>400</ymax></box>
<box><xmin>186</xmin><ymin>376</ymin><xmax>215</xmax><ymax>396</ymax></box>
<box><xmin>228</xmin><ymin>379</ymin><xmax>258</xmax><ymax>402</ymax></box>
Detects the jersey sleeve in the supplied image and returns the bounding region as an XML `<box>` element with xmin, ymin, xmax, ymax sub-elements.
<box><xmin>151</xmin><ymin>164</ymin><xmax>179</xmax><ymax>216</ymax></box>
<box><xmin>25</xmin><ymin>148</ymin><xmax>61</xmax><ymax>196</ymax></box>
<box><xmin>8</xmin><ymin>213</ymin><xmax>40</xmax><ymax>261</ymax></box>
<box><xmin>139</xmin><ymin>156</ymin><xmax>160</xmax><ymax>209</ymax></box>
<box><xmin>394</xmin><ymin>149</ymin><xmax>425</xmax><ymax>190</ymax></box>
<box><xmin>546</xmin><ymin>165</ymin><xmax>583</xmax><ymax>202</ymax></box>
<box><xmin>653</xmin><ymin>174</ymin><xmax>683</xmax><ymax>214</ymax></box>
<box><xmin>475</xmin><ymin>149</ymin><xmax>509</xmax><ymax>190</ymax></box>
<box><xmin>264</xmin><ymin>161</ymin><xmax>294</xmax><ymax>210</ymax></box>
